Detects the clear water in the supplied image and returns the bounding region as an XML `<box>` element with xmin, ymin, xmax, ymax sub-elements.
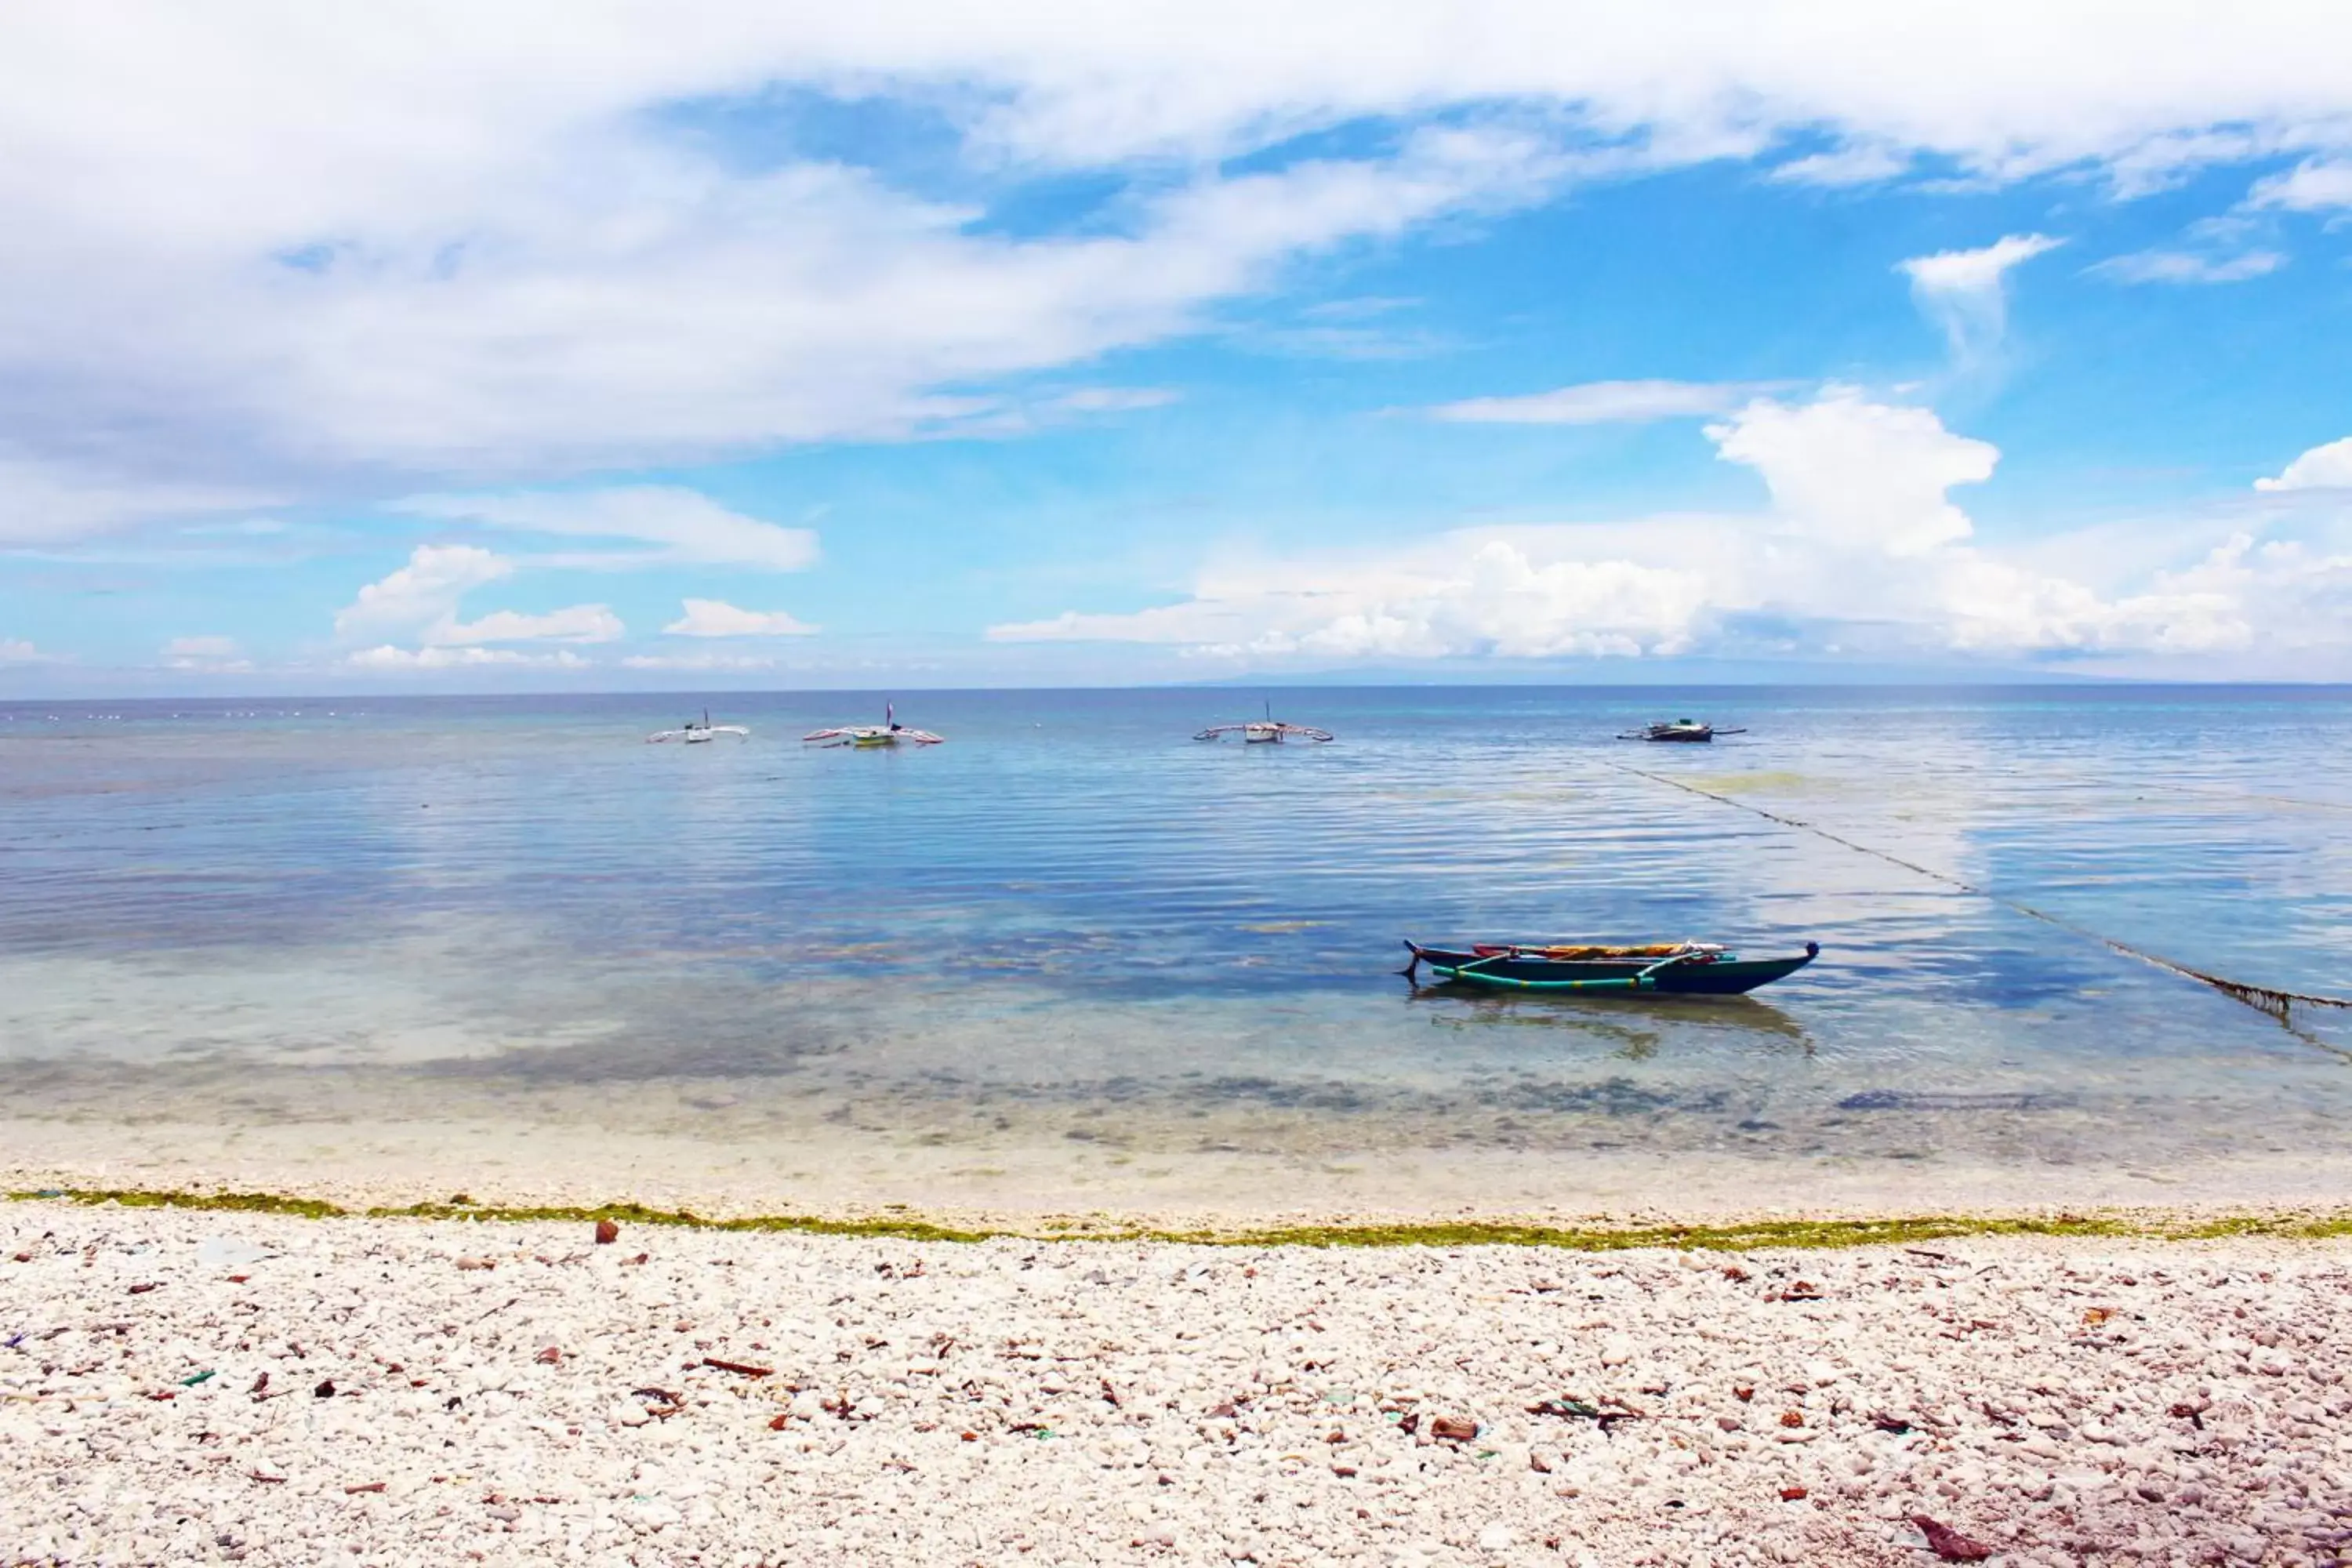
<box><xmin>4</xmin><ymin>687</ymin><xmax>2349</xmax><ymax>1204</ymax></box>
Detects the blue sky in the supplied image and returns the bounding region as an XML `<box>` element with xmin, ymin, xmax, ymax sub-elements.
<box><xmin>3</xmin><ymin>3</ymin><xmax>2350</xmax><ymax>691</ymax></box>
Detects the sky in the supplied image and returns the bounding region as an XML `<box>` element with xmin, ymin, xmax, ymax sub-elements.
<box><xmin>3</xmin><ymin>2</ymin><xmax>2351</xmax><ymax>694</ymax></box>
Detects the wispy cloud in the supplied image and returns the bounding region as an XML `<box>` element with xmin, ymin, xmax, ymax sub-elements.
<box><xmin>2248</xmin><ymin>158</ymin><xmax>2352</xmax><ymax>212</ymax></box>
<box><xmin>1768</xmin><ymin>143</ymin><xmax>1911</xmax><ymax>187</ymax></box>
<box><xmin>1429</xmin><ymin>379</ymin><xmax>1784</xmax><ymax>426</ymax></box>
<box><xmin>1897</xmin><ymin>234</ymin><xmax>2064</xmax><ymax>373</ymax></box>
<box><xmin>391</xmin><ymin>488</ymin><xmax>819</xmax><ymax>572</ymax></box>
<box><xmin>2089</xmin><ymin>249</ymin><xmax>2286</xmax><ymax>285</ymax></box>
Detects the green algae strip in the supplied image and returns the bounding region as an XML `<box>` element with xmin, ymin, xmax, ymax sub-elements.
<box><xmin>13</xmin><ymin>1185</ymin><xmax>2352</xmax><ymax>1249</ymax></box>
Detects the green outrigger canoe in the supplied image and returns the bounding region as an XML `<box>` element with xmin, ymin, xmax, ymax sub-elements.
<box><xmin>1403</xmin><ymin>938</ymin><xmax>1820</xmax><ymax>996</ymax></box>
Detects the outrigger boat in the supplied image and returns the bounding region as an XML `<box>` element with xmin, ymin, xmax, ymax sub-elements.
<box><xmin>1195</xmin><ymin>701</ymin><xmax>1334</xmax><ymax>744</ymax></box>
<box><xmin>1403</xmin><ymin>938</ymin><xmax>1819</xmax><ymax>995</ymax></box>
<box><xmin>802</xmin><ymin>702</ymin><xmax>944</xmax><ymax>748</ymax></box>
<box><xmin>1617</xmin><ymin>718</ymin><xmax>1745</xmax><ymax>743</ymax></box>
<box><xmin>647</xmin><ymin>709</ymin><xmax>749</xmax><ymax>744</ymax></box>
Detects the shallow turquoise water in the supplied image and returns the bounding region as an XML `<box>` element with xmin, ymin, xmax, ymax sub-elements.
<box><xmin>3</xmin><ymin>686</ymin><xmax>2348</xmax><ymax>1185</ymax></box>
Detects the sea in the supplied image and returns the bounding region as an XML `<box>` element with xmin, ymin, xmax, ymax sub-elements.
<box><xmin>4</xmin><ymin>686</ymin><xmax>2349</xmax><ymax>1215</ymax></box>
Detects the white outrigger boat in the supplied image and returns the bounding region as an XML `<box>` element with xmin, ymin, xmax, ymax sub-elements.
<box><xmin>803</xmin><ymin>702</ymin><xmax>943</xmax><ymax>748</ymax></box>
<box><xmin>1194</xmin><ymin>701</ymin><xmax>1334</xmax><ymax>745</ymax></box>
<box><xmin>647</xmin><ymin>709</ymin><xmax>749</xmax><ymax>744</ymax></box>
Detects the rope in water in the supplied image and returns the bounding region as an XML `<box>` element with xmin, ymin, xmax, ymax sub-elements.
<box><xmin>1607</xmin><ymin>760</ymin><xmax>2352</xmax><ymax>1023</ymax></box>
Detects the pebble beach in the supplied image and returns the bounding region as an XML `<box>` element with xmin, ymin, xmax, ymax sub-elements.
<box><xmin>7</xmin><ymin>1200</ymin><xmax>2351</xmax><ymax>1566</ymax></box>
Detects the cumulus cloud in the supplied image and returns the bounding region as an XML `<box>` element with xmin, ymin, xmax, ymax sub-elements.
<box><xmin>1897</xmin><ymin>234</ymin><xmax>2064</xmax><ymax>371</ymax></box>
<box><xmin>2256</xmin><ymin>436</ymin><xmax>2352</xmax><ymax>492</ymax></box>
<box><xmin>1</xmin><ymin>637</ymin><xmax>43</xmax><ymax>663</ymax></box>
<box><xmin>1708</xmin><ymin>388</ymin><xmax>1995</xmax><ymax>555</ymax></box>
<box><xmin>391</xmin><ymin>488</ymin><xmax>819</xmax><ymax>572</ymax></box>
<box><xmin>991</xmin><ymin>389</ymin><xmax>2352</xmax><ymax>670</ymax></box>
<box><xmin>662</xmin><ymin>600</ymin><xmax>818</xmax><ymax>638</ymax></box>
<box><xmin>1429</xmin><ymin>379</ymin><xmax>1778</xmax><ymax>425</ymax></box>
<box><xmin>332</xmin><ymin>543</ymin><xmax>621</xmax><ymax>657</ymax></box>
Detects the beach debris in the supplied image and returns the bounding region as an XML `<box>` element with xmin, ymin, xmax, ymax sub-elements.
<box><xmin>1872</xmin><ymin>1413</ymin><xmax>1913</xmax><ymax>1434</ymax></box>
<box><xmin>313</xmin><ymin>1379</ymin><xmax>336</xmax><ymax>1398</ymax></box>
<box><xmin>767</xmin><ymin>1412</ymin><xmax>791</xmax><ymax>1431</ymax></box>
<box><xmin>1734</xmin><ymin>1386</ymin><xmax>1755</xmax><ymax>1402</ymax></box>
<box><xmin>701</xmin><ymin>1357</ymin><xmax>773</xmax><ymax>1378</ymax></box>
<box><xmin>128</xmin><ymin>1282</ymin><xmax>161</xmax><ymax>1294</ymax></box>
<box><xmin>593</xmin><ymin>1219</ymin><xmax>620</xmax><ymax>1245</ymax></box>
<box><xmin>1911</xmin><ymin>1515</ymin><xmax>1994</xmax><ymax>1562</ymax></box>
<box><xmin>535</xmin><ymin>1346</ymin><xmax>563</xmax><ymax>1365</ymax></box>
<box><xmin>180</xmin><ymin>1370</ymin><xmax>215</xmax><ymax>1386</ymax></box>
<box><xmin>456</xmin><ymin>1257</ymin><xmax>495</xmax><ymax>1272</ymax></box>
<box><xmin>1780</xmin><ymin>1486</ymin><xmax>1809</xmax><ymax>1501</ymax></box>
<box><xmin>1430</xmin><ymin>1416</ymin><xmax>1479</xmax><ymax>1443</ymax></box>
<box><xmin>11</xmin><ymin>1251</ymin><xmax>31</xmax><ymax>1262</ymax></box>
<box><xmin>249</xmin><ymin>1372</ymin><xmax>268</xmax><ymax>1396</ymax></box>
<box><xmin>344</xmin><ymin>1482</ymin><xmax>386</xmax><ymax>1495</ymax></box>
<box><xmin>1779</xmin><ymin>1410</ymin><xmax>1806</xmax><ymax>1428</ymax></box>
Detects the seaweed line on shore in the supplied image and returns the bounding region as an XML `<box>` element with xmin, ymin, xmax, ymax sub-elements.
<box><xmin>12</xmin><ymin>1185</ymin><xmax>2352</xmax><ymax>1250</ymax></box>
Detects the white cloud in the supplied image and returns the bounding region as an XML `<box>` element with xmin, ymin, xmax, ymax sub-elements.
<box><xmin>619</xmin><ymin>652</ymin><xmax>787</xmax><ymax>671</ymax></box>
<box><xmin>2249</xmin><ymin>158</ymin><xmax>2352</xmax><ymax>212</ymax></box>
<box><xmin>1708</xmin><ymin>388</ymin><xmax>1995</xmax><ymax>555</ymax></box>
<box><xmin>426</xmin><ymin>605</ymin><xmax>622</xmax><ymax>646</ymax></box>
<box><xmin>332</xmin><ymin>543</ymin><xmax>620</xmax><ymax>655</ymax></box>
<box><xmin>1047</xmin><ymin>387</ymin><xmax>1182</xmax><ymax>414</ymax></box>
<box><xmin>1429</xmin><ymin>379</ymin><xmax>1778</xmax><ymax>425</ymax></box>
<box><xmin>1768</xmin><ymin>143</ymin><xmax>1912</xmax><ymax>187</ymax></box>
<box><xmin>0</xmin><ymin>452</ymin><xmax>278</xmax><ymax>547</ymax></box>
<box><xmin>1897</xmin><ymin>234</ymin><xmax>2064</xmax><ymax>370</ymax></box>
<box><xmin>1</xmin><ymin>637</ymin><xmax>43</xmax><ymax>663</ymax></box>
<box><xmin>5</xmin><ymin>5</ymin><xmax>2352</xmax><ymax>544</ymax></box>
<box><xmin>991</xmin><ymin>390</ymin><xmax>2352</xmax><ymax>670</ymax></box>
<box><xmin>2256</xmin><ymin>436</ymin><xmax>2352</xmax><ymax>492</ymax></box>
<box><xmin>161</xmin><ymin>635</ymin><xmax>241</xmax><ymax>663</ymax></box>
<box><xmin>2089</xmin><ymin>249</ymin><xmax>2285</xmax><ymax>284</ymax></box>
<box><xmin>332</xmin><ymin>544</ymin><xmax>512</xmax><ymax>642</ymax></box>
<box><xmin>662</xmin><ymin>599</ymin><xmax>819</xmax><ymax>638</ymax></box>
<box><xmin>391</xmin><ymin>488</ymin><xmax>819</xmax><ymax>572</ymax></box>
<box><xmin>346</xmin><ymin>646</ymin><xmax>588</xmax><ymax>670</ymax></box>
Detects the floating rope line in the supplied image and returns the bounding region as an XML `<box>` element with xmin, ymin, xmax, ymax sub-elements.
<box><xmin>1607</xmin><ymin>761</ymin><xmax>2352</xmax><ymax>1029</ymax></box>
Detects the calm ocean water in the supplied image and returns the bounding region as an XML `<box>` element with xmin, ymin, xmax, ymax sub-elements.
<box><xmin>4</xmin><ymin>686</ymin><xmax>2349</xmax><ymax>1197</ymax></box>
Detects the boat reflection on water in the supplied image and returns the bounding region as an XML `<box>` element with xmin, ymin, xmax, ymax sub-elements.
<box><xmin>1405</xmin><ymin>984</ymin><xmax>1816</xmax><ymax>1059</ymax></box>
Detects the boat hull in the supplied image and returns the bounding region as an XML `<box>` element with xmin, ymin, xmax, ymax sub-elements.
<box><xmin>1405</xmin><ymin>942</ymin><xmax>1817</xmax><ymax>996</ymax></box>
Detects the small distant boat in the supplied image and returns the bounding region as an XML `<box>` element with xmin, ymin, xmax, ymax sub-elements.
<box><xmin>1617</xmin><ymin>718</ymin><xmax>1745</xmax><ymax>743</ymax></box>
<box><xmin>1195</xmin><ymin>701</ymin><xmax>1333</xmax><ymax>745</ymax></box>
<box><xmin>647</xmin><ymin>709</ymin><xmax>749</xmax><ymax>744</ymax></box>
<box><xmin>803</xmin><ymin>702</ymin><xmax>943</xmax><ymax>748</ymax></box>
<box><xmin>1403</xmin><ymin>938</ymin><xmax>1818</xmax><ymax>995</ymax></box>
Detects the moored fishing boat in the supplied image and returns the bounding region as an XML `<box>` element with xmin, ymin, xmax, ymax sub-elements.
<box><xmin>1195</xmin><ymin>699</ymin><xmax>1333</xmax><ymax>744</ymax></box>
<box><xmin>1617</xmin><ymin>718</ymin><xmax>1746</xmax><ymax>742</ymax></box>
<box><xmin>1402</xmin><ymin>938</ymin><xmax>1818</xmax><ymax>995</ymax></box>
<box><xmin>803</xmin><ymin>702</ymin><xmax>944</xmax><ymax>748</ymax></box>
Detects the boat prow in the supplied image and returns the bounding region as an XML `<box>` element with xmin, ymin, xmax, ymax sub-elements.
<box><xmin>1403</xmin><ymin>938</ymin><xmax>1819</xmax><ymax>996</ymax></box>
